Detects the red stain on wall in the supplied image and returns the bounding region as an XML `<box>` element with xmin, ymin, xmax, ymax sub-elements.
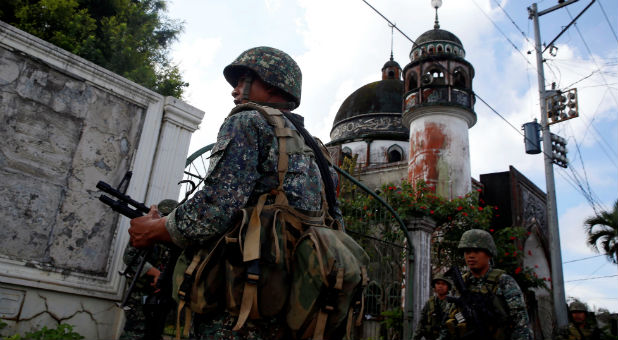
<box><xmin>408</xmin><ymin>122</ymin><xmax>449</xmax><ymax>187</ymax></box>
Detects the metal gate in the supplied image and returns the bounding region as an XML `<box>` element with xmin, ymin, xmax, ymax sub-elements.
<box><xmin>181</xmin><ymin>145</ymin><xmax>411</xmax><ymax>339</ymax></box>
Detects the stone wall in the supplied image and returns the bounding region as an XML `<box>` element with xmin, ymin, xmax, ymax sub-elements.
<box><xmin>0</xmin><ymin>21</ymin><xmax>204</xmax><ymax>338</ymax></box>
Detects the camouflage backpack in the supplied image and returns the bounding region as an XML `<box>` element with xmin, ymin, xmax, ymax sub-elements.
<box><xmin>172</xmin><ymin>102</ymin><xmax>369</xmax><ymax>339</ymax></box>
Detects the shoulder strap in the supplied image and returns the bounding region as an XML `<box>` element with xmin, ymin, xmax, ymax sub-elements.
<box><xmin>281</xmin><ymin>111</ymin><xmax>339</xmax><ymax>223</ymax></box>
<box><xmin>230</xmin><ymin>103</ymin><xmax>293</xmax><ymax>193</ymax></box>
<box><xmin>485</xmin><ymin>269</ymin><xmax>505</xmax><ymax>293</ymax></box>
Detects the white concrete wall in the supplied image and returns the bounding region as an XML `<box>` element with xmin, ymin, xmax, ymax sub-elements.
<box><xmin>0</xmin><ymin>21</ymin><xmax>203</xmax><ymax>339</ymax></box>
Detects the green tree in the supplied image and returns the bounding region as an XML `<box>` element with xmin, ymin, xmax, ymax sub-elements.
<box><xmin>584</xmin><ymin>200</ymin><xmax>618</xmax><ymax>265</ymax></box>
<box><xmin>0</xmin><ymin>0</ymin><xmax>187</xmax><ymax>97</ymax></box>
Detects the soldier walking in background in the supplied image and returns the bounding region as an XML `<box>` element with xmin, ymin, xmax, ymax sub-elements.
<box><xmin>441</xmin><ymin>229</ymin><xmax>532</xmax><ymax>340</ymax></box>
<box><xmin>120</xmin><ymin>199</ymin><xmax>178</xmax><ymax>340</ymax></box>
<box><xmin>413</xmin><ymin>274</ymin><xmax>454</xmax><ymax>340</ymax></box>
<box><xmin>555</xmin><ymin>301</ymin><xmax>601</xmax><ymax>340</ymax></box>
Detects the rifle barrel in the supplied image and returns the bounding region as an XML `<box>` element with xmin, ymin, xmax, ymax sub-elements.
<box><xmin>96</xmin><ymin>181</ymin><xmax>149</xmax><ymax>214</ymax></box>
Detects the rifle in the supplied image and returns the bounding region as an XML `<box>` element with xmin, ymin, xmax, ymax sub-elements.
<box><xmin>445</xmin><ymin>266</ymin><xmax>493</xmax><ymax>340</ymax></box>
<box><xmin>97</xmin><ymin>172</ymin><xmax>181</xmax><ymax>339</ymax></box>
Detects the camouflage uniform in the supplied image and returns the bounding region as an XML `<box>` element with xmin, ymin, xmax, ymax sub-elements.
<box><xmin>121</xmin><ymin>200</ymin><xmax>178</xmax><ymax>340</ymax></box>
<box><xmin>440</xmin><ymin>229</ymin><xmax>532</xmax><ymax>340</ymax></box>
<box><xmin>555</xmin><ymin>302</ymin><xmax>601</xmax><ymax>340</ymax></box>
<box><xmin>165</xmin><ymin>47</ymin><xmax>339</xmax><ymax>339</ymax></box>
<box><xmin>414</xmin><ymin>296</ymin><xmax>453</xmax><ymax>340</ymax></box>
<box><xmin>120</xmin><ymin>244</ymin><xmax>171</xmax><ymax>340</ymax></box>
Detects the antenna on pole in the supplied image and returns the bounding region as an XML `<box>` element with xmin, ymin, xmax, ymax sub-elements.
<box><xmin>390</xmin><ymin>23</ymin><xmax>394</xmax><ymax>60</ymax></box>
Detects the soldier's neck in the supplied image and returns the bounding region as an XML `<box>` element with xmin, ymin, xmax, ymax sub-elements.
<box><xmin>469</xmin><ymin>265</ymin><xmax>490</xmax><ymax>278</ymax></box>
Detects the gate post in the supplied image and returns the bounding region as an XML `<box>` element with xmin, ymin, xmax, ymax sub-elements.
<box><xmin>404</xmin><ymin>216</ymin><xmax>436</xmax><ymax>339</ymax></box>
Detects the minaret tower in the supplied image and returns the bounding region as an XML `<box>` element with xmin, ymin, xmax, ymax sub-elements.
<box><xmin>402</xmin><ymin>0</ymin><xmax>476</xmax><ymax>198</ymax></box>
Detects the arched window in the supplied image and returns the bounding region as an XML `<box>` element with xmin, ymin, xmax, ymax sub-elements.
<box><xmin>452</xmin><ymin>68</ymin><xmax>468</xmax><ymax>88</ymax></box>
<box><xmin>387</xmin><ymin>144</ymin><xmax>404</xmax><ymax>163</ymax></box>
<box><xmin>426</xmin><ymin>65</ymin><xmax>446</xmax><ymax>85</ymax></box>
<box><xmin>386</xmin><ymin>283</ymin><xmax>402</xmax><ymax>309</ymax></box>
<box><xmin>364</xmin><ymin>282</ymin><xmax>383</xmax><ymax>316</ymax></box>
<box><xmin>445</xmin><ymin>45</ymin><xmax>452</xmax><ymax>53</ymax></box>
<box><xmin>407</xmin><ymin>71</ymin><xmax>418</xmax><ymax>90</ymax></box>
<box><xmin>437</xmin><ymin>44</ymin><xmax>444</xmax><ymax>53</ymax></box>
<box><xmin>428</xmin><ymin>44</ymin><xmax>435</xmax><ymax>54</ymax></box>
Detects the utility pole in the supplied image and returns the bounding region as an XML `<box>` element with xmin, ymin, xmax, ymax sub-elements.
<box><xmin>528</xmin><ymin>1</ymin><xmax>572</xmax><ymax>329</ymax></box>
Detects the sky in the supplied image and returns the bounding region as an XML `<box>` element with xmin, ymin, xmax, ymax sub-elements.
<box><xmin>165</xmin><ymin>0</ymin><xmax>618</xmax><ymax>312</ymax></box>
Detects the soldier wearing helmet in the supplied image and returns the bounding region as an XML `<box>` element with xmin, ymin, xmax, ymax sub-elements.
<box><xmin>555</xmin><ymin>301</ymin><xmax>601</xmax><ymax>340</ymax></box>
<box><xmin>439</xmin><ymin>229</ymin><xmax>532</xmax><ymax>340</ymax></box>
<box><xmin>128</xmin><ymin>47</ymin><xmax>340</xmax><ymax>339</ymax></box>
<box><xmin>413</xmin><ymin>274</ymin><xmax>454</xmax><ymax>340</ymax></box>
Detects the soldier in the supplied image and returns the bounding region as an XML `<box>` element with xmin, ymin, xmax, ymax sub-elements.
<box><xmin>555</xmin><ymin>301</ymin><xmax>601</xmax><ymax>340</ymax></box>
<box><xmin>440</xmin><ymin>229</ymin><xmax>532</xmax><ymax>340</ymax></box>
<box><xmin>413</xmin><ymin>274</ymin><xmax>454</xmax><ymax>340</ymax></box>
<box><xmin>128</xmin><ymin>47</ymin><xmax>340</xmax><ymax>339</ymax></box>
<box><xmin>120</xmin><ymin>199</ymin><xmax>178</xmax><ymax>340</ymax></box>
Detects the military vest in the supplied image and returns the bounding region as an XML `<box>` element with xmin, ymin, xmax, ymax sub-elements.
<box><xmin>446</xmin><ymin>269</ymin><xmax>511</xmax><ymax>340</ymax></box>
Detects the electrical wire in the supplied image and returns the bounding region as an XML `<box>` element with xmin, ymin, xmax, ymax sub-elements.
<box><xmin>563</xmin><ymin>254</ymin><xmax>604</xmax><ymax>264</ymax></box>
<box><xmin>565</xmin><ymin>6</ymin><xmax>618</xmax><ymax>110</ymax></box>
<box><xmin>492</xmin><ymin>0</ymin><xmax>533</xmax><ymax>46</ymax></box>
<box><xmin>565</xmin><ymin>274</ymin><xmax>618</xmax><ymax>283</ymax></box>
<box><xmin>471</xmin><ymin>0</ymin><xmax>534</xmax><ymax>68</ymax></box>
<box><xmin>596</xmin><ymin>0</ymin><xmax>618</xmax><ymax>43</ymax></box>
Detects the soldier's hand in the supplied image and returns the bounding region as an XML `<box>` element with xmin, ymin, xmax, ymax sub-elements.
<box><xmin>129</xmin><ymin>205</ymin><xmax>171</xmax><ymax>248</ymax></box>
<box><xmin>145</xmin><ymin>267</ymin><xmax>161</xmax><ymax>292</ymax></box>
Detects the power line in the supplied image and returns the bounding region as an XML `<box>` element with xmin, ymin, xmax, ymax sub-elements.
<box><xmin>596</xmin><ymin>0</ymin><xmax>618</xmax><ymax>43</ymax></box>
<box><xmin>492</xmin><ymin>0</ymin><xmax>533</xmax><ymax>46</ymax></box>
<box><xmin>360</xmin><ymin>0</ymin><xmax>417</xmax><ymax>47</ymax></box>
<box><xmin>563</xmin><ymin>254</ymin><xmax>604</xmax><ymax>264</ymax></box>
<box><xmin>565</xmin><ymin>274</ymin><xmax>618</xmax><ymax>283</ymax></box>
<box><xmin>471</xmin><ymin>0</ymin><xmax>534</xmax><ymax>69</ymax></box>
<box><xmin>565</xmin><ymin>6</ymin><xmax>618</xmax><ymax>111</ymax></box>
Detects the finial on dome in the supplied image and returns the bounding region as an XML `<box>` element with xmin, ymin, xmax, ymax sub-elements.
<box><xmin>431</xmin><ymin>0</ymin><xmax>442</xmax><ymax>29</ymax></box>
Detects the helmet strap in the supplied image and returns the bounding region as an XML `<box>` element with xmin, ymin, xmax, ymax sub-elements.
<box><xmin>242</xmin><ymin>74</ymin><xmax>253</xmax><ymax>102</ymax></box>
<box><xmin>251</xmin><ymin>101</ymin><xmax>296</xmax><ymax>111</ymax></box>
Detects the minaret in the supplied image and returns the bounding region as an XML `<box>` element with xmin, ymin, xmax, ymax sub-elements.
<box><xmin>402</xmin><ymin>0</ymin><xmax>476</xmax><ymax>199</ymax></box>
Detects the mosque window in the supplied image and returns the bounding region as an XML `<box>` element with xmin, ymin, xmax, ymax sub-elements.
<box><xmin>445</xmin><ymin>45</ymin><xmax>452</xmax><ymax>53</ymax></box>
<box><xmin>453</xmin><ymin>68</ymin><xmax>468</xmax><ymax>88</ymax></box>
<box><xmin>427</xmin><ymin>66</ymin><xmax>445</xmax><ymax>85</ymax></box>
<box><xmin>407</xmin><ymin>71</ymin><xmax>418</xmax><ymax>90</ymax></box>
<box><xmin>387</xmin><ymin>144</ymin><xmax>404</xmax><ymax>163</ymax></box>
<box><xmin>428</xmin><ymin>45</ymin><xmax>435</xmax><ymax>54</ymax></box>
<box><xmin>386</xmin><ymin>283</ymin><xmax>401</xmax><ymax>309</ymax></box>
<box><xmin>388</xmin><ymin>70</ymin><xmax>395</xmax><ymax>78</ymax></box>
<box><xmin>437</xmin><ymin>44</ymin><xmax>444</xmax><ymax>53</ymax></box>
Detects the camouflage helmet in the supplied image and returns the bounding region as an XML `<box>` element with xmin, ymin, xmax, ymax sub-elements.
<box><xmin>432</xmin><ymin>274</ymin><xmax>453</xmax><ymax>289</ymax></box>
<box><xmin>157</xmin><ymin>199</ymin><xmax>178</xmax><ymax>216</ymax></box>
<box><xmin>223</xmin><ymin>46</ymin><xmax>302</xmax><ymax>108</ymax></box>
<box><xmin>569</xmin><ymin>301</ymin><xmax>588</xmax><ymax>312</ymax></box>
<box><xmin>458</xmin><ymin>229</ymin><xmax>497</xmax><ymax>258</ymax></box>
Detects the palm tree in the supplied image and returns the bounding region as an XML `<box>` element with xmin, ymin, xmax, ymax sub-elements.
<box><xmin>584</xmin><ymin>200</ymin><xmax>618</xmax><ymax>265</ymax></box>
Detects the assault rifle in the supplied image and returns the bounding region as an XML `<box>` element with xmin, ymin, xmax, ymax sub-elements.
<box><xmin>97</xmin><ymin>172</ymin><xmax>180</xmax><ymax>339</ymax></box>
<box><xmin>445</xmin><ymin>266</ymin><xmax>492</xmax><ymax>340</ymax></box>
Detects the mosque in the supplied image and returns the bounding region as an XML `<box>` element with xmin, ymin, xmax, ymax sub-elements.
<box><xmin>325</xmin><ymin>9</ymin><xmax>555</xmax><ymax>340</ymax></box>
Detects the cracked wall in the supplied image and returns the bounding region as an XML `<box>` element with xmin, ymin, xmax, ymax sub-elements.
<box><xmin>0</xmin><ymin>284</ymin><xmax>123</xmax><ymax>339</ymax></box>
<box><xmin>0</xmin><ymin>45</ymin><xmax>144</xmax><ymax>274</ymax></box>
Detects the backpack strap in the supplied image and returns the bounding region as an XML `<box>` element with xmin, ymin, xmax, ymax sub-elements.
<box><xmin>485</xmin><ymin>269</ymin><xmax>505</xmax><ymax>294</ymax></box>
<box><xmin>228</xmin><ymin>103</ymin><xmax>294</xmax><ymax>331</ymax></box>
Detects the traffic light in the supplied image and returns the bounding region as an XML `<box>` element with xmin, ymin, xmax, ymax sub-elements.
<box><xmin>550</xmin><ymin>133</ymin><xmax>568</xmax><ymax>168</ymax></box>
<box><xmin>546</xmin><ymin>88</ymin><xmax>578</xmax><ymax>125</ymax></box>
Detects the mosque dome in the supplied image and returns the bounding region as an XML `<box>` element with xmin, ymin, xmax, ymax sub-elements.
<box><xmin>409</xmin><ymin>27</ymin><xmax>466</xmax><ymax>61</ymax></box>
<box><xmin>330</xmin><ymin>73</ymin><xmax>408</xmax><ymax>143</ymax></box>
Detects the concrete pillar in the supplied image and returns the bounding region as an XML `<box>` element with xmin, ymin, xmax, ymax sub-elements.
<box><xmin>145</xmin><ymin>96</ymin><xmax>204</xmax><ymax>203</ymax></box>
<box><xmin>403</xmin><ymin>106</ymin><xmax>476</xmax><ymax>199</ymax></box>
<box><xmin>404</xmin><ymin>216</ymin><xmax>436</xmax><ymax>339</ymax></box>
